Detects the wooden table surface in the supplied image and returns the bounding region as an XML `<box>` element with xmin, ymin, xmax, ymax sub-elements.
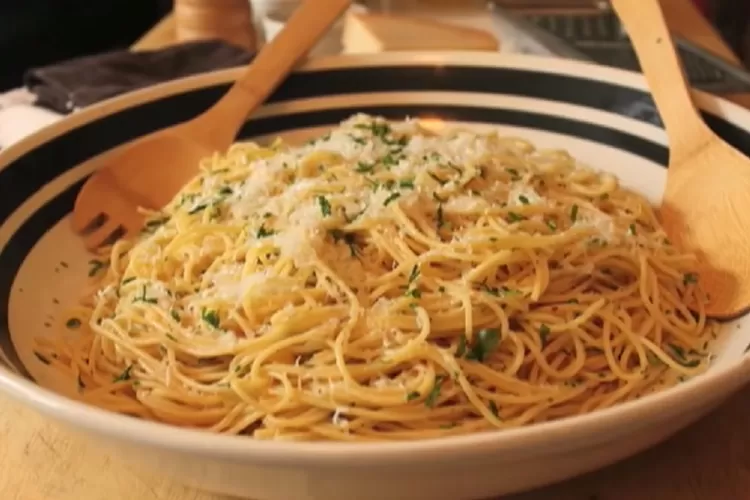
<box><xmin>3</xmin><ymin>1</ymin><xmax>750</xmax><ymax>499</ymax></box>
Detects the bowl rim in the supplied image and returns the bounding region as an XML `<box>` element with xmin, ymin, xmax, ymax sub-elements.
<box><xmin>1</xmin><ymin>51</ymin><xmax>750</xmax><ymax>466</ymax></box>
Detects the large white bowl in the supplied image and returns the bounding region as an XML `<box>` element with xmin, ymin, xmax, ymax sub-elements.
<box><xmin>1</xmin><ymin>53</ymin><xmax>750</xmax><ymax>500</ymax></box>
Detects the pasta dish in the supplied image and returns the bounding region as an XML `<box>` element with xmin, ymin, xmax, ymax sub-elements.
<box><xmin>35</xmin><ymin>114</ymin><xmax>717</xmax><ymax>441</ymax></box>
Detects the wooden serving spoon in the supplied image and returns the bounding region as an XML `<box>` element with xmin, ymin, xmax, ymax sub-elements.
<box><xmin>71</xmin><ymin>0</ymin><xmax>351</xmax><ymax>250</ymax></box>
<box><xmin>611</xmin><ymin>0</ymin><xmax>750</xmax><ymax>319</ymax></box>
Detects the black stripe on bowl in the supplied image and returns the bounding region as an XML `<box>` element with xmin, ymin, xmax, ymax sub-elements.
<box><xmin>3</xmin><ymin>66</ymin><xmax>750</xmax><ymax>229</ymax></box>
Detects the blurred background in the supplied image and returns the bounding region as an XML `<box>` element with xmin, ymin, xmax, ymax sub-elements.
<box><xmin>0</xmin><ymin>0</ymin><xmax>747</xmax><ymax>92</ymax></box>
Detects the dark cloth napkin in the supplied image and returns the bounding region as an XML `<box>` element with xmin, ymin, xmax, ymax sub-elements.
<box><xmin>24</xmin><ymin>40</ymin><xmax>254</xmax><ymax>114</ymax></box>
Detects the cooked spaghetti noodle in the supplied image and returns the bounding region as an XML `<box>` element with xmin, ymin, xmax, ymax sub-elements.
<box><xmin>35</xmin><ymin>114</ymin><xmax>717</xmax><ymax>441</ymax></box>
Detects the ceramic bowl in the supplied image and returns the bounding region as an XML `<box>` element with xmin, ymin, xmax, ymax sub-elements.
<box><xmin>1</xmin><ymin>53</ymin><xmax>750</xmax><ymax>500</ymax></box>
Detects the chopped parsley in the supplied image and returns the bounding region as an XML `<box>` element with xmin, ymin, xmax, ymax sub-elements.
<box><xmin>407</xmin><ymin>265</ymin><xmax>420</xmax><ymax>285</ymax></box>
<box><xmin>143</xmin><ymin>216</ymin><xmax>170</xmax><ymax>233</ymax></box>
<box><xmin>133</xmin><ymin>285</ymin><xmax>158</xmax><ymax>304</ymax></box>
<box><xmin>218</xmin><ymin>186</ymin><xmax>233</xmax><ymax>195</ymax></box>
<box><xmin>88</xmin><ymin>259</ymin><xmax>107</xmax><ymax>277</ymax></box>
<box><xmin>628</xmin><ymin>223</ymin><xmax>637</xmax><ymax>236</ymax></box>
<box><xmin>201</xmin><ymin>309</ymin><xmax>220</xmax><ymax>328</ymax></box>
<box><xmin>66</xmin><ymin>318</ymin><xmax>81</xmax><ymax>329</ymax></box>
<box><xmin>488</xmin><ymin>401</ymin><xmax>500</xmax><ymax>418</ymax></box>
<box><xmin>436</xmin><ymin>203</ymin><xmax>445</xmax><ymax>229</ymax></box>
<box><xmin>683</xmin><ymin>273</ymin><xmax>698</xmax><ymax>285</ymax></box>
<box><xmin>170</xmin><ymin>310</ymin><xmax>180</xmax><ymax>322</ymax></box>
<box><xmin>317</xmin><ymin>196</ymin><xmax>332</xmax><ymax>217</ymax></box>
<box><xmin>256</xmin><ymin>224</ymin><xmax>275</xmax><ymax>238</ymax></box>
<box><xmin>546</xmin><ymin>220</ymin><xmax>558</xmax><ymax>231</ymax></box>
<box><xmin>399</xmin><ymin>179</ymin><xmax>415</xmax><ymax>189</ymax></box>
<box><xmin>507</xmin><ymin>212</ymin><xmax>525</xmax><ymax>223</ymax></box>
<box><xmin>570</xmin><ymin>204</ymin><xmax>579</xmax><ymax>222</ymax></box>
<box><xmin>539</xmin><ymin>324</ymin><xmax>551</xmax><ymax>346</ymax></box>
<box><xmin>425</xmin><ymin>375</ymin><xmax>446</xmax><ymax>408</ymax></box>
<box><xmin>406</xmin><ymin>391</ymin><xmax>420</xmax><ymax>401</ymax></box>
<box><xmin>465</xmin><ymin>328</ymin><xmax>500</xmax><ymax>362</ymax></box>
<box><xmin>381</xmin><ymin>153</ymin><xmax>401</xmax><ymax>167</ymax></box>
<box><xmin>188</xmin><ymin>203</ymin><xmax>208</xmax><ymax>215</ymax></box>
<box><xmin>383</xmin><ymin>192</ymin><xmax>401</xmax><ymax>206</ymax></box>
<box><xmin>121</xmin><ymin>277</ymin><xmax>136</xmax><ymax>286</ymax></box>
<box><xmin>456</xmin><ymin>335</ymin><xmax>467</xmax><ymax>357</ymax></box>
<box><xmin>428</xmin><ymin>172</ymin><xmax>448</xmax><ymax>185</ymax></box>
<box><xmin>506</xmin><ymin>168</ymin><xmax>520</xmax><ymax>181</ymax></box>
<box><xmin>356</xmin><ymin>121</ymin><xmax>392</xmax><ymax>139</ymax></box>
<box><xmin>405</xmin><ymin>265</ymin><xmax>421</xmax><ymax>298</ymax></box>
<box><xmin>518</xmin><ymin>195</ymin><xmax>530</xmax><ymax>205</ymax></box>
<box><xmin>667</xmin><ymin>343</ymin><xmax>700</xmax><ymax>367</ymax></box>
<box><xmin>355</xmin><ymin>161</ymin><xmax>375</xmax><ymax>173</ymax></box>
<box><xmin>113</xmin><ymin>365</ymin><xmax>134</xmax><ymax>382</ymax></box>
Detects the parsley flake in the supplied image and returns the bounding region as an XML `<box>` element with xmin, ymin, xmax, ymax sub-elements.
<box><xmin>317</xmin><ymin>196</ymin><xmax>332</xmax><ymax>217</ymax></box>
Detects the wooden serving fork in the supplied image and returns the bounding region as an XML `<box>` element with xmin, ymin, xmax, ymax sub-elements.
<box><xmin>71</xmin><ymin>0</ymin><xmax>351</xmax><ymax>250</ymax></box>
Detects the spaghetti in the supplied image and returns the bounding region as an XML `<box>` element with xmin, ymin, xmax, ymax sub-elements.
<box><xmin>35</xmin><ymin>114</ymin><xmax>717</xmax><ymax>441</ymax></box>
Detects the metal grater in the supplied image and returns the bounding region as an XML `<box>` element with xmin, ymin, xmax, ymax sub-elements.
<box><xmin>489</xmin><ymin>4</ymin><xmax>750</xmax><ymax>95</ymax></box>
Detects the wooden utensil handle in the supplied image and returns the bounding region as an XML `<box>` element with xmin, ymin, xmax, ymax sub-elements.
<box><xmin>192</xmin><ymin>0</ymin><xmax>351</xmax><ymax>146</ymax></box>
<box><xmin>610</xmin><ymin>0</ymin><xmax>712</xmax><ymax>157</ymax></box>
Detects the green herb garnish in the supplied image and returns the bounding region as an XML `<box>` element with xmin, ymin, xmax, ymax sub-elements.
<box><xmin>88</xmin><ymin>259</ymin><xmax>107</xmax><ymax>277</ymax></box>
<box><xmin>113</xmin><ymin>365</ymin><xmax>134</xmax><ymax>382</ymax></box>
<box><xmin>144</xmin><ymin>216</ymin><xmax>170</xmax><ymax>232</ymax></box>
<box><xmin>383</xmin><ymin>192</ymin><xmax>401</xmax><ymax>206</ymax></box>
<box><xmin>399</xmin><ymin>179</ymin><xmax>415</xmax><ymax>189</ymax></box>
<box><xmin>488</xmin><ymin>401</ymin><xmax>499</xmax><ymax>418</ymax></box>
<box><xmin>133</xmin><ymin>285</ymin><xmax>157</xmax><ymax>304</ymax></box>
<box><xmin>539</xmin><ymin>324</ymin><xmax>551</xmax><ymax>347</ymax></box>
<box><xmin>428</xmin><ymin>172</ymin><xmax>448</xmax><ymax>185</ymax></box>
<box><xmin>317</xmin><ymin>196</ymin><xmax>332</xmax><ymax>217</ymax></box>
<box><xmin>170</xmin><ymin>310</ymin><xmax>180</xmax><ymax>322</ymax></box>
<box><xmin>257</xmin><ymin>224</ymin><xmax>275</xmax><ymax>238</ymax></box>
<box><xmin>506</xmin><ymin>168</ymin><xmax>520</xmax><ymax>180</ymax></box>
<box><xmin>546</xmin><ymin>220</ymin><xmax>558</xmax><ymax>231</ymax></box>
<box><xmin>465</xmin><ymin>328</ymin><xmax>500</xmax><ymax>362</ymax></box>
<box><xmin>518</xmin><ymin>195</ymin><xmax>530</xmax><ymax>205</ymax></box>
<box><xmin>683</xmin><ymin>273</ymin><xmax>698</xmax><ymax>285</ymax></box>
<box><xmin>188</xmin><ymin>203</ymin><xmax>208</xmax><ymax>215</ymax></box>
<box><xmin>456</xmin><ymin>335</ymin><xmax>467</xmax><ymax>357</ymax></box>
<box><xmin>570</xmin><ymin>204</ymin><xmax>579</xmax><ymax>222</ymax></box>
<box><xmin>436</xmin><ymin>203</ymin><xmax>445</xmax><ymax>229</ymax></box>
<box><xmin>425</xmin><ymin>375</ymin><xmax>446</xmax><ymax>408</ymax></box>
<box><xmin>202</xmin><ymin>309</ymin><xmax>220</xmax><ymax>328</ymax></box>
<box><xmin>667</xmin><ymin>343</ymin><xmax>700</xmax><ymax>367</ymax></box>
<box><xmin>355</xmin><ymin>161</ymin><xmax>375</xmax><ymax>173</ymax></box>
<box><xmin>406</xmin><ymin>391</ymin><xmax>420</xmax><ymax>401</ymax></box>
<box><xmin>628</xmin><ymin>223</ymin><xmax>637</xmax><ymax>236</ymax></box>
<box><xmin>507</xmin><ymin>212</ymin><xmax>524</xmax><ymax>223</ymax></box>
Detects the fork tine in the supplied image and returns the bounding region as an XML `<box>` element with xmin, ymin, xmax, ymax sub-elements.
<box><xmin>72</xmin><ymin>170</ymin><xmax>146</xmax><ymax>246</ymax></box>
